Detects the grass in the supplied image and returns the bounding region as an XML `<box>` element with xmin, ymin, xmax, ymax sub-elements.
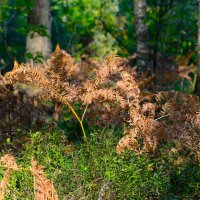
<box><xmin>0</xmin><ymin>129</ymin><xmax>199</xmax><ymax>199</ymax></box>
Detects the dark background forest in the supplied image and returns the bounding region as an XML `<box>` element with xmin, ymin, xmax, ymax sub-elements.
<box><xmin>0</xmin><ymin>0</ymin><xmax>198</xmax><ymax>76</ymax></box>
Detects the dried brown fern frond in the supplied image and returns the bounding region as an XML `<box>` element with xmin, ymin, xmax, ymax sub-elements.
<box><xmin>0</xmin><ymin>154</ymin><xmax>18</xmax><ymax>200</ymax></box>
<box><xmin>116</xmin><ymin>116</ymin><xmax>159</xmax><ymax>154</ymax></box>
<box><xmin>4</xmin><ymin>48</ymin><xmax>90</xmax><ymax>155</ymax></box>
<box><xmin>4</xmin><ymin>48</ymin><xmax>200</xmax><ymax>162</ymax></box>
<box><xmin>0</xmin><ymin>76</ymin><xmax>52</xmax><ymax>139</ymax></box>
<box><xmin>2</xmin><ymin>55</ymin><xmax>78</xmax><ymax>134</ymax></box>
<box><xmin>79</xmin><ymin>54</ymin><xmax>150</xmax><ymax>153</ymax></box>
<box><xmin>30</xmin><ymin>158</ymin><xmax>58</xmax><ymax>200</ymax></box>
<box><xmin>81</xmin><ymin>54</ymin><xmax>140</xmax><ymax>126</ymax></box>
<box><xmin>176</xmin><ymin>64</ymin><xmax>197</xmax><ymax>83</ymax></box>
<box><xmin>0</xmin><ymin>155</ymin><xmax>60</xmax><ymax>200</ymax></box>
<box><xmin>0</xmin><ymin>154</ymin><xmax>18</xmax><ymax>170</ymax></box>
<box><xmin>117</xmin><ymin>90</ymin><xmax>200</xmax><ymax>161</ymax></box>
<box><xmin>154</xmin><ymin>91</ymin><xmax>200</xmax><ymax>159</ymax></box>
<box><xmin>72</xmin><ymin>55</ymin><xmax>100</xmax><ymax>82</ymax></box>
<box><xmin>116</xmin><ymin>133</ymin><xmax>140</xmax><ymax>154</ymax></box>
<box><xmin>5</xmin><ymin>50</ymin><xmax>80</xmax><ymax>104</ymax></box>
<box><xmin>0</xmin><ymin>169</ymin><xmax>11</xmax><ymax>200</ymax></box>
<box><xmin>120</xmin><ymin>90</ymin><xmax>200</xmax><ymax>160</ymax></box>
<box><xmin>50</xmin><ymin>44</ymin><xmax>77</xmax><ymax>81</ymax></box>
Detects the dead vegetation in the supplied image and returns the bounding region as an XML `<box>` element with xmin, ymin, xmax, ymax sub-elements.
<box><xmin>0</xmin><ymin>154</ymin><xmax>18</xmax><ymax>200</ymax></box>
<box><xmin>0</xmin><ymin>154</ymin><xmax>58</xmax><ymax>200</ymax></box>
<box><xmin>0</xmin><ymin>46</ymin><xmax>199</xmax><ymax>162</ymax></box>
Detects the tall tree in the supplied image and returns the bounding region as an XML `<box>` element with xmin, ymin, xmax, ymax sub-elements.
<box><xmin>26</xmin><ymin>0</ymin><xmax>52</xmax><ymax>61</ymax></box>
<box><xmin>134</xmin><ymin>0</ymin><xmax>151</xmax><ymax>72</ymax></box>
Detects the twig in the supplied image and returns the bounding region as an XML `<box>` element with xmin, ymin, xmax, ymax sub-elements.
<box><xmin>155</xmin><ymin>114</ymin><xmax>170</xmax><ymax>121</ymax></box>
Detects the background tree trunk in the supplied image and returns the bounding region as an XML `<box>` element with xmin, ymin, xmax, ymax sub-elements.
<box><xmin>26</xmin><ymin>0</ymin><xmax>52</xmax><ymax>60</ymax></box>
<box><xmin>134</xmin><ymin>0</ymin><xmax>151</xmax><ymax>72</ymax></box>
<box><xmin>195</xmin><ymin>0</ymin><xmax>200</xmax><ymax>94</ymax></box>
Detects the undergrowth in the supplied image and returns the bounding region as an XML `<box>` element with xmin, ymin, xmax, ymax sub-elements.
<box><xmin>0</xmin><ymin>47</ymin><xmax>200</xmax><ymax>199</ymax></box>
<box><xmin>1</xmin><ymin>46</ymin><xmax>200</xmax><ymax>160</ymax></box>
<box><xmin>0</xmin><ymin>130</ymin><xmax>199</xmax><ymax>199</ymax></box>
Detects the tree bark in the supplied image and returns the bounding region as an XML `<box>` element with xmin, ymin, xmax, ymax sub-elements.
<box><xmin>195</xmin><ymin>0</ymin><xmax>200</xmax><ymax>94</ymax></box>
<box><xmin>134</xmin><ymin>0</ymin><xmax>151</xmax><ymax>72</ymax></box>
<box><xmin>26</xmin><ymin>0</ymin><xmax>52</xmax><ymax>60</ymax></box>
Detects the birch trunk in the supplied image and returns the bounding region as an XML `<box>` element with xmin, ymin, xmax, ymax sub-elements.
<box><xmin>134</xmin><ymin>0</ymin><xmax>151</xmax><ymax>72</ymax></box>
<box><xmin>26</xmin><ymin>0</ymin><xmax>52</xmax><ymax>60</ymax></box>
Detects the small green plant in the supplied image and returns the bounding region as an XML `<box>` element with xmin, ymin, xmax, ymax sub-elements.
<box><xmin>1</xmin><ymin>129</ymin><xmax>199</xmax><ymax>199</ymax></box>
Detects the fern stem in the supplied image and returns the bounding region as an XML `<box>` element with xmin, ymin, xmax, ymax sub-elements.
<box><xmin>53</xmin><ymin>91</ymin><xmax>90</xmax><ymax>153</ymax></box>
<box><xmin>55</xmin><ymin>92</ymin><xmax>97</xmax><ymax>177</ymax></box>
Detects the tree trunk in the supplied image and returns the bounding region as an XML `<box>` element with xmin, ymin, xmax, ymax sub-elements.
<box><xmin>195</xmin><ymin>0</ymin><xmax>200</xmax><ymax>94</ymax></box>
<box><xmin>134</xmin><ymin>0</ymin><xmax>151</xmax><ymax>72</ymax></box>
<box><xmin>26</xmin><ymin>0</ymin><xmax>51</xmax><ymax>61</ymax></box>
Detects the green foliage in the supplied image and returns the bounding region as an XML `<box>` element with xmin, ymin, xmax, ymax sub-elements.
<box><xmin>25</xmin><ymin>51</ymin><xmax>44</xmax><ymax>63</ymax></box>
<box><xmin>0</xmin><ymin>0</ymin><xmax>49</xmax><ymax>70</ymax></box>
<box><xmin>51</xmin><ymin>0</ymin><xmax>118</xmax><ymax>58</ymax></box>
<box><xmin>147</xmin><ymin>0</ymin><xmax>198</xmax><ymax>56</ymax></box>
<box><xmin>0</xmin><ymin>130</ymin><xmax>199</xmax><ymax>199</ymax></box>
<box><xmin>0</xmin><ymin>0</ymin><xmax>199</xmax><ymax>71</ymax></box>
<box><xmin>0</xmin><ymin>0</ymin><xmax>26</xmax><ymax>71</ymax></box>
<box><xmin>169</xmin><ymin>163</ymin><xmax>200</xmax><ymax>199</ymax></box>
